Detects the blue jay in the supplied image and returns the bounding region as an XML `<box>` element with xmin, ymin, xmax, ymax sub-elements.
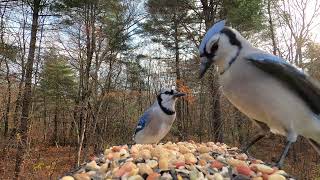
<box><xmin>133</xmin><ymin>89</ymin><xmax>186</xmax><ymax>144</ymax></box>
<box><xmin>199</xmin><ymin>20</ymin><xmax>320</xmax><ymax>167</ymax></box>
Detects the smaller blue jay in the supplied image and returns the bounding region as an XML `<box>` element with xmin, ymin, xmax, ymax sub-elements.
<box><xmin>133</xmin><ymin>89</ymin><xmax>186</xmax><ymax>144</ymax></box>
<box><xmin>199</xmin><ymin>20</ymin><xmax>320</xmax><ymax>167</ymax></box>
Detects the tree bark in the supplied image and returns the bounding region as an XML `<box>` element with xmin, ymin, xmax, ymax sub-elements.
<box><xmin>173</xmin><ymin>14</ymin><xmax>184</xmax><ymax>141</ymax></box>
<box><xmin>43</xmin><ymin>96</ymin><xmax>47</xmax><ymax>141</ymax></box>
<box><xmin>13</xmin><ymin>7</ymin><xmax>27</xmax><ymax>131</ymax></box>
<box><xmin>1</xmin><ymin>2</ymin><xmax>10</xmax><ymax>138</ymax></box>
<box><xmin>212</xmin><ymin>88</ymin><xmax>223</xmax><ymax>142</ymax></box>
<box><xmin>209</xmin><ymin>72</ymin><xmax>223</xmax><ymax>142</ymax></box>
<box><xmin>76</xmin><ymin>2</ymin><xmax>96</xmax><ymax>166</ymax></box>
<box><xmin>198</xmin><ymin>80</ymin><xmax>206</xmax><ymax>142</ymax></box>
<box><xmin>14</xmin><ymin>0</ymin><xmax>41</xmax><ymax>179</ymax></box>
<box><xmin>54</xmin><ymin>101</ymin><xmax>58</xmax><ymax>144</ymax></box>
<box><xmin>267</xmin><ymin>0</ymin><xmax>277</xmax><ymax>55</ymax></box>
<box><xmin>4</xmin><ymin>59</ymin><xmax>11</xmax><ymax>137</ymax></box>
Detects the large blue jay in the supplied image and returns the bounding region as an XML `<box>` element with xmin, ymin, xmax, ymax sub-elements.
<box><xmin>133</xmin><ymin>89</ymin><xmax>186</xmax><ymax>144</ymax></box>
<box><xmin>199</xmin><ymin>20</ymin><xmax>320</xmax><ymax>167</ymax></box>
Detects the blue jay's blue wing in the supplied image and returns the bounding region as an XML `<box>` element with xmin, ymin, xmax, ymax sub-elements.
<box><xmin>199</xmin><ymin>20</ymin><xmax>225</xmax><ymax>55</ymax></box>
<box><xmin>246</xmin><ymin>53</ymin><xmax>320</xmax><ymax>115</ymax></box>
<box><xmin>134</xmin><ymin>111</ymin><xmax>151</xmax><ymax>135</ymax></box>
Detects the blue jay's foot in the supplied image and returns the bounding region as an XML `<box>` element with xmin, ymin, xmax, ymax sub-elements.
<box><xmin>274</xmin><ymin>162</ymin><xmax>283</xmax><ymax>169</ymax></box>
<box><xmin>242</xmin><ymin>151</ymin><xmax>255</xmax><ymax>161</ymax></box>
<box><xmin>265</xmin><ymin>141</ymin><xmax>293</xmax><ymax>169</ymax></box>
<box><xmin>264</xmin><ymin>161</ymin><xmax>282</xmax><ymax>169</ymax></box>
<box><xmin>267</xmin><ymin>160</ymin><xmax>284</xmax><ymax>170</ymax></box>
<box><xmin>239</xmin><ymin>144</ymin><xmax>248</xmax><ymax>154</ymax></box>
<box><xmin>275</xmin><ymin>140</ymin><xmax>293</xmax><ymax>169</ymax></box>
<box><xmin>240</xmin><ymin>144</ymin><xmax>258</xmax><ymax>161</ymax></box>
<box><xmin>239</xmin><ymin>147</ymin><xmax>253</xmax><ymax>159</ymax></box>
<box><xmin>127</xmin><ymin>143</ymin><xmax>135</xmax><ymax>149</ymax></box>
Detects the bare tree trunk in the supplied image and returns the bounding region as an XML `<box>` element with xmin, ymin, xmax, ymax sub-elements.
<box><xmin>13</xmin><ymin>6</ymin><xmax>27</xmax><ymax>130</ymax></box>
<box><xmin>32</xmin><ymin>15</ymin><xmax>45</xmax><ymax>95</ymax></box>
<box><xmin>43</xmin><ymin>96</ymin><xmax>47</xmax><ymax>141</ymax></box>
<box><xmin>54</xmin><ymin>101</ymin><xmax>58</xmax><ymax>144</ymax></box>
<box><xmin>267</xmin><ymin>0</ymin><xmax>277</xmax><ymax>55</ymax></box>
<box><xmin>209</xmin><ymin>72</ymin><xmax>223</xmax><ymax>142</ymax></box>
<box><xmin>0</xmin><ymin>1</ymin><xmax>7</xmax><ymax>43</ymax></box>
<box><xmin>296</xmin><ymin>42</ymin><xmax>303</xmax><ymax>67</ymax></box>
<box><xmin>200</xmin><ymin>0</ymin><xmax>216</xmax><ymax>28</ymax></box>
<box><xmin>173</xmin><ymin>15</ymin><xmax>184</xmax><ymax>141</ymax></box>
<box><xmin>14</xmin><ymin>0</ymin><xmax>41</xmax><ymax>179</ymax></box>
<box><xmin>1</xmin><ymin>2</ymin><xmax>10</xmax><ymax>138</ymax></box>
<box><xmin>92</xmin><ymin>21</ymin><xmax>101</xmax><ymax>154</ymax></box>
<box><xmin>4</xmin><ymin>59</ymin><xmax>11</xmax><ymax>137</ymax></box>
<box><xmin>76</xmin><ymin>114</ymin><xmax>87</xmax><ymax>166</ymax></box>
<box><xmin>198</xmin><ymin>80</ymin><xmax>205</xmax><ymax>142</ymax></box>
<box><xmin>76</xmin><ymin>2</ymin><xmax>96</xmax><ymax>165</ymax></box>
<box><xmin>212</xmin><ymin>88</ymin><xmax>223</xmax><ymax>142</ymax></box>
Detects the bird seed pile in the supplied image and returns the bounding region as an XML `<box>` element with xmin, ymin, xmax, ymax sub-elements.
<box><xmin>60</xmin><ymin>141</ymin><xmax>294</xmax><ymax>180</ymax></box>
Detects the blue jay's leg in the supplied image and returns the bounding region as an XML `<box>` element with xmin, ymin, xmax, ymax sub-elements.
<box><xmin>241</xmin><ymin>120</ymin><xmax>270</xmax><ymax>155</ymax></box>
<box><xmin>275</xmin><ymin>140</ymin><xmax>293</xmax><ymax>168</ymax></box>
<box><xmin>275</xmin><ymin>132</ymin><xmax>297</xmax><ymax>168</ymax></box>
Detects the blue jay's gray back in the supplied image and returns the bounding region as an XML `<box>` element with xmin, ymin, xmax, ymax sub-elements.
<box><xmin>133</xmin><ymin>89</ymin><xmax>185</xmax><ymax>144</ymax></box>
<box><xmin>198</xmin><ymin>20</ymin><xmax>320</xmax><ymax>167</ymax></box>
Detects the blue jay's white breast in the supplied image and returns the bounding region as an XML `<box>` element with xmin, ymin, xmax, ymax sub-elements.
<box><xmin>220</xmin><ymin>56</ymin><xmax>320</xmax><ymax>142</ymax></box>
<box><xmin>151</xmin><ymin>110</ymin><xmax>176</xmax><ymax>141</ymax></box>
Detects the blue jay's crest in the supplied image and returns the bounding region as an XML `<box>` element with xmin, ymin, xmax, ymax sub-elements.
<box><xmin>199</xmin><ymin>20</ymin><xmax>226</xmax><ymax>55</ymax></box>
<box><xmin>134</xmin><ymin>112</ymin><xmax>149</xmax><ymax>135</ymax></box>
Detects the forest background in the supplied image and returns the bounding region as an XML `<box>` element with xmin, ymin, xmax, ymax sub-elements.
<box><xmin>1</xmin><ymin>0</ymin><xmax>320</xmax><ymax>179</ymax></box>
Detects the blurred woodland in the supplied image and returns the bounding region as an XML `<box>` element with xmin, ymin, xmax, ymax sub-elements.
<box><xmin>0</xmin><ymin>0</ymin><xmax>320</xmax><ymax>179</ymax></box>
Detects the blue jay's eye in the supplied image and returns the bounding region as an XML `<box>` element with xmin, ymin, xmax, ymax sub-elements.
<box><xmin>210</xmin><ymin>42</ymin><xmax>219</xmax><ymax>54</ymax></box>
<box><xmin>202</xmin><ymin>41</ymin><xmax>218</xmax><ymax>59</ymax></box>
<box><xmin>164</xmin><ymin>90</ymin><xmax>174</xmax><ymax>95</ymax></box>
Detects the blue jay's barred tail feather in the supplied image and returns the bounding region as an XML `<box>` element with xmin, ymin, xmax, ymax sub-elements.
<box><xmin>308</xmin><ymin>139</ymin><xmax>320</xmax><ymax>155</ymax></box>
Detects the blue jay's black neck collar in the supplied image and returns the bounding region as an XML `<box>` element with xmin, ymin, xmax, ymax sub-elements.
<box><xmin>220</xmin><ymin>28</ymin><xmax>242</xmax><ymax>75</ymax></box>
<box><xmin>157</xmin><ymin>95</ymin><xmax>175</xmax><ymax>115</ymax></box>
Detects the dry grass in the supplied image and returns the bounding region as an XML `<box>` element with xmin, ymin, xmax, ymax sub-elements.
<box><xmin>0</xmin><ymin>146</ymin><xmax>76</xmax><ymax>180</ymax></box>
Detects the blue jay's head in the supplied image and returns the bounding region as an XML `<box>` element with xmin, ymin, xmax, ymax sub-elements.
<box><xmin>157</xmin><ymin>88</ymin><xmax>185</xmax><ymax>106</ymax></box>
<box><xmin>199</xmin><ymin>20</ymin><xmax>243</xmax><ymax>78</ymax></box>
<box><xmin>158</xmin><ymin>88</ymin><xmax>186</xmax><ymax>101</ymax></box>
<box><xmin>157</xmin><ymin>88</ymin><xmax>186</xmax><ymax>114</ymax></box>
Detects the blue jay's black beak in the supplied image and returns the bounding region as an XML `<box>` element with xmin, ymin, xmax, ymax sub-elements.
<box><xmin>199</xmin><ymin>56</ymin><xmax>213</xmax><ymax>79</ymax></box>
<box><xmin>173</xmin><ymin>92</ymin><xmax>186</xmax><ymax>98</ymax></box>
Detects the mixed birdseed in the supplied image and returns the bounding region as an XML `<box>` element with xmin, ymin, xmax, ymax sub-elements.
<box><xmin>60</xmin><ymin>141</ymin><xmax>295</xmax><ymax>180</ymax></box>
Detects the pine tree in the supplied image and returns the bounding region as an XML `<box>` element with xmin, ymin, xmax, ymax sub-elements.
<box><xmin>39</xmin><ymin>50</ymin><xmax>76</xmax><ymax>144</ymax></box>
